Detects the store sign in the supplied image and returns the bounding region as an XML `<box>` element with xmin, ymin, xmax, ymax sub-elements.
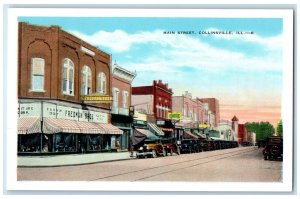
<box><xmin>156</xmin><ymin>120</ymin><xmax>165</xmax><ymax>125</ymax></box>
<box><xmin>18</xmin><ymin>103</ymin><xmax>41</xmax><ymax>117</ymax></box>
<box><xmin>167</xmin><ymin>112</ymin><xmax>181</xmax><ymax>120</ymax></box>
<box><xmin>199</xmin><ymin>123</ymin><xmax>210</xmax><ymax>128</ymax></box>
<box><xmin>80</xmin><ymin>94</ymin><xmax>113</xmax><ymax>104</ymax></box>
<box><xmin>20</xmin><ymin>102</ymin><xmax>108</xmax><ymax>123</ymax></box>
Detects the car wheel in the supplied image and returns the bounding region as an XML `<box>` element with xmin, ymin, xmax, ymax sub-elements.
<box><xmin>270</xmin><ymin>145</ymin><xmax>280</xmax><ymax>156</ymax></box>
<box><xmin>152</xmin><ymin>150</ymin><xmax>157</xmax><ymax>158</ymax></box>
<box><xmin>264</xmin><ymin>154</ymin><xmax>268</xmax><ymax>160</ymax></box>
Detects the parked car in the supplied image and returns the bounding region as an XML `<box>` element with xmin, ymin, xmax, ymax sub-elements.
<box><xmin>180</xmin><ymin>139</ymin><xmax>200</xmax><ymax>154</ymax></box>
<box><xmin>263</xmin><ymin>136</ymin><xmax>283</xmax><ymax>161</ymax></box>
<box><xmin>161</xmin><ymin>138</ymin><xmax>180</xmax><ymax>156</ymax></box>
<box><xmin>136</xmin><ymin>139</ymin><xmax>166</xmax><ymax>158</ymax></box>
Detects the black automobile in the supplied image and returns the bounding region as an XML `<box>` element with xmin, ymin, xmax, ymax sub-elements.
<box><xmin>262</xmin><ymin>136</ymin><xmax>283</xmax><ymax>161</ymax></box>
<box><xmin>179</xmin><ymin>139</ymin><xmax>200</xmax><ymax>154</ymax></box>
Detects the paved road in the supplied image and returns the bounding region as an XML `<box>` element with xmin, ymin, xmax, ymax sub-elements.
<box><xmin>18</xmin><ymin>146</ymin><xmax>282</xmax><ymax>182</ymax></box>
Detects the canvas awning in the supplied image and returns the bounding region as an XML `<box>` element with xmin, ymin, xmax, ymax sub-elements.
<box><xmin>132</xmin><ymin>129</ymin><xmax>147</xmax><ymax>146</ymax></box>
<box><xmin>148</xmin><ymin>123</ymin><xmax>164</xmax><ymax>136</ymax></box>
<box><xmin>135</xmin><ymin>128</ymin><xmax>160</xmax><ymax>140</ymax></box>
<box><xmin>43</xmin><ymin>118</ymin><xmax>122</xmax><ymax>135</ymax></box>
<box><xmin>183</xmin><ymin>131</ymin><xmax>198</xmax><ymax>139</ymax></box>
<box><xmin>18</xmin><ymin>117</ymin><xmax>41</xmax><ymax>134</ymax></box>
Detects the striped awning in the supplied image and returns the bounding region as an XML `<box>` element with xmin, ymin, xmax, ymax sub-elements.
<box><xmin>148</xmin><ymin>123</ymin><xmax>164</xmax><ymax>136</ymax></box>
<box><xmin>98</xmin><ymin>123</ymin><xmax>123</xmax><ymax>135</ymax></box>
<box><xmin>18</xmin><ymin>117</ymin><xmax>41</xmax><ymax>134</ymax></box>
<box><xmin>43</xmin><ymin>118</ymin><xmax>122</xmax><ymax>135</ymax></box>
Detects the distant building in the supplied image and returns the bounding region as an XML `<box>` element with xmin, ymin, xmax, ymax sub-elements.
<box><xmin>132</xmin><ymin>80</ymin><xmax>173</xmax><ymax>137</ymax></box>
<box><xmin>218</xmin><ymin>120</ymin><xmax>234</xmax><ymax>140</ymax></box>
<box><xmin>199</xmin><ymin>98</ymin><xmax>220</xmax><ymax>128</ymax></box>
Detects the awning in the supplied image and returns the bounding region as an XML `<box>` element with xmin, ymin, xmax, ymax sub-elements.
<box><xmin>135</xmin><ymin>128</ymin><xmax>160</xmax><ymax>140</ymax></box>
<box><xmin>148</xmin><ymin>123</ymin><xmax>164</xmax><ymax>136</ymax></box>
<box><xmin>132</xmin><ymin>129</ymin><xmax>147</xmax><ymax>146</ymax></box>
<box><xmin>98</xmin><ymin>123</ymin><xmax>123</xmax><ymax>135</ymax></box>
<box><xmin>18</xmin><ymin>117</ymin><xmax>41</xmax><ymax>134</ymax></box>
<box><xmin>43</xmin><ymin>118</ymin><xmax>122</xmax><ymax>135</ymax></box>
<box><xmin>183</xmin><ymin>131</ymin><xmax>198</xmax><ymax>139</ymax></box>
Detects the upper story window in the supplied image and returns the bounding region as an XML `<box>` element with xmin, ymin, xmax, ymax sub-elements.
<box><xmin>97</xmin><ymin>72</ymin><xmax>106</xmax><ymax>94</ymax></box>
<box><xmin>62</xmin><ymin>58</ymin><xmax>74</xmax><ymax>95</ymax></box>
<box><xmin>31</xmin><ymin>58</ymin><xmax>45</xmax><ymax>92</ymax></box>
<box><xmin>122</xmin><ymin>91</ymin><xmax>129</xmax><ymax>108</ymax></box>
<box><xmin>112</xmin><ymin>87</ymin><xmax>119</xmax><ymax>108</ymax></box>
<box><xmin>81</xmin><ymin>65</ymin><xmax>92</xmax><ymax>95</ymax></box>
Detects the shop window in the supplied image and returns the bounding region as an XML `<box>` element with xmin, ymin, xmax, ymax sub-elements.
<box><xmin>31</xmin><ymin>58</ymin><xmax>45</xmax><ymax>91</ymax></box>
<box><xmin>81</xmin><ymin>65</ymin><xmax>91</xmax><ymax>95</ymax></box>
<box><xmin>97</xmin><ymin>72</ymin><xmax>106</xmax><ymax>94</ymax></box>
<box><xmin>62</xmin><ymin>58</ymin><xmax>74</xmax><ymax>95</ymax></box>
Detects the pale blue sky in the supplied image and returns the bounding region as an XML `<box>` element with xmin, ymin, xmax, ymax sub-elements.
<box><xmin>19</xmin><ymin>17</ymin><xmax>283</xmax><ymax>109</ymax></box>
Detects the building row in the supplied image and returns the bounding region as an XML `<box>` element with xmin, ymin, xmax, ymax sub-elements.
<box><xmin>17</xmin><ymin>22</ymin><xmax>251</xmax><ymax>154</ymax></box>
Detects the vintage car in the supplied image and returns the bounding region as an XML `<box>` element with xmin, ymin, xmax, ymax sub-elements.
<box><xmin>161</xmin><ymin>138</ymin><xmax>180</xmax><ymax>156</ymax></box>
<box><xmin>136</xmin><ymin>139</ymin><xmax>166</xmax><ymax>158</ymax></box>
<box><xmin>179</xmin><ymin>139</ymin><xmax>200</xmax><ymax>154</ymax></box>
<box><xmin>263</xmin><ymin>136</ymin><xmax>283</xmax><ymax>161</ymax></box>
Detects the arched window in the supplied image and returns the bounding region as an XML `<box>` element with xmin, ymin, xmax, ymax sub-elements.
<box><xmin>31</xmin><ymin>57</ymin><xmax>45</xmax><ymax>91</ymax></box>
<box><xmin>62</xmin><ymin>58</ymin><xmax>74</xmax><ymax>95</ymax></box>
<box><xmin>81</xmin><ymin>65</ymin><xmax>91</xmax><ymax>95</ymax></box>
<box><xmin>97</xmin><ymin>72</ymin><xmax>106</xmax><ymax>94</ymax></box>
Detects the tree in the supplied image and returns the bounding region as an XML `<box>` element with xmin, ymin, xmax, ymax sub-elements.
<box><xmin>245</xmin><ymin>121</ymin><xmax>275</xmax><ymax>141</ymax></box>
<box><xmin>277</xmin><ymin>119</ymin><xmax>283</xmax><ymax>137</ymax></box>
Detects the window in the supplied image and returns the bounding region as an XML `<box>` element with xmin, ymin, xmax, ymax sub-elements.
<box><xmin>122</xmin><ymin>91</ymin><xmax>128</xmax><ymax>108</ymax></box>
<box><xmin>97</xmin><ymin>72</ymin><xmax>106</xmax><ymax>94</ymax></box>
<box><xmin>81</xmin><ymin>65</ymin><xmax>92</xmax><ymax>95</ymax></box>
<box><xmin>62</xmin><ymin>58</ymin><xmax>74</xmax><ymax>95</ymax></box>
<box><xmin>112</xmin><ymin>88</ymin><xmax>119</xmax><ymax>107</ymax></box>
<box><xmin>31</xmin><ymin>58</ymin><xmax>45</xmax><ymax>91</ymax></box>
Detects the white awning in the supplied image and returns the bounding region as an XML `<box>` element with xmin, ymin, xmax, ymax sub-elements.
<box><xmin>147</xmin><ymin>123</ymin><xmax>164</xmax><ymax>136</ymax></box>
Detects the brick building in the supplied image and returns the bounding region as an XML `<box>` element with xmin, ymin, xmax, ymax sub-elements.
<box><xmin>17</xmin><ymin>22</ymin><xmax>122</xmax><ymax>153</ymax></box>
<box><xmin>111</xmin><ymin>63</ymin><xmax>136</xmax><ymax>151</ymax></box>
<box><xmin>131</xmin><ymin>80</ymin><xmax>173</xmax><ymax>137</ymax></box>
<box><xmin>199</xmin><ymin>98</ymin><xmax>220</xmax><ymax>128</ymax></box>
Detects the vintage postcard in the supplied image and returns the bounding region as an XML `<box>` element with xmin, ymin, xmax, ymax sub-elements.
<box><xmin>3</xmin><ymin>5</ymin><xmax>294</xmax><ymax>194</ymax></box>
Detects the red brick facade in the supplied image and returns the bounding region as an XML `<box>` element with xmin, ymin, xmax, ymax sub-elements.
<box><xmin>18</xmin><ymin>22</ymin><xmax>111</xmax><ymax>110</ymax></box>
<box><xmin>132</xmin><ymin>80</ymin><xmax>173</xmax><ymax>120</ymax></box>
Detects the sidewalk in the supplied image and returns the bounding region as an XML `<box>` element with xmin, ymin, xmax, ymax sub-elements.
<box><xmin>18</xmin><ymin>151</ymin><xmax>136</xmax><ymax>167</ymax></box>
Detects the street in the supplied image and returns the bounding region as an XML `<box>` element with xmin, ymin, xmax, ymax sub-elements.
<box><xmin>17</xmin><ymin>146</ymin><xmax>282</xmax><ymax>182</ymax></box>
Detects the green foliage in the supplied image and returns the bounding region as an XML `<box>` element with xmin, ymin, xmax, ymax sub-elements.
<box><xmin>245</xmin><ymin>122</ymin><xmax>275</xmax><ymax>141</ymax></box>
<box><xmin>277</xmin><ymin>119</ymin><xmax>283</xmax><ymax>137</ymax></box>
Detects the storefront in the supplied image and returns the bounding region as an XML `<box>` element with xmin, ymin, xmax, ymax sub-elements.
<box><xmin>17</xmin><ymin>101</ymin><xmax>122</xmax><ymax>153</ymax></box>
<box><xmin>111</xmin><ymin>114</ymin><xmax>133</xmax><ymax>151</ymax></box>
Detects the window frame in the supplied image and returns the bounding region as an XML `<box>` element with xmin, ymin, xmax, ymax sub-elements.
<box><xmin>30</xmin><ymin>57</ymin><xmax>45</xmax><ymax>92</ymax></box>
<box><xmin>81</xmin><ymin>65</ymin><xmax>92</xmax><ymax>95</ymax></box>
<box><xmin>62</xmin><ymin>58</ymin><xmax>75</xmax><ymax>96</ymax></box>
<box><xmin>97</xmin><ymin>72</ymin><xmax>107</xmax><ymax>94</ymax></box>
